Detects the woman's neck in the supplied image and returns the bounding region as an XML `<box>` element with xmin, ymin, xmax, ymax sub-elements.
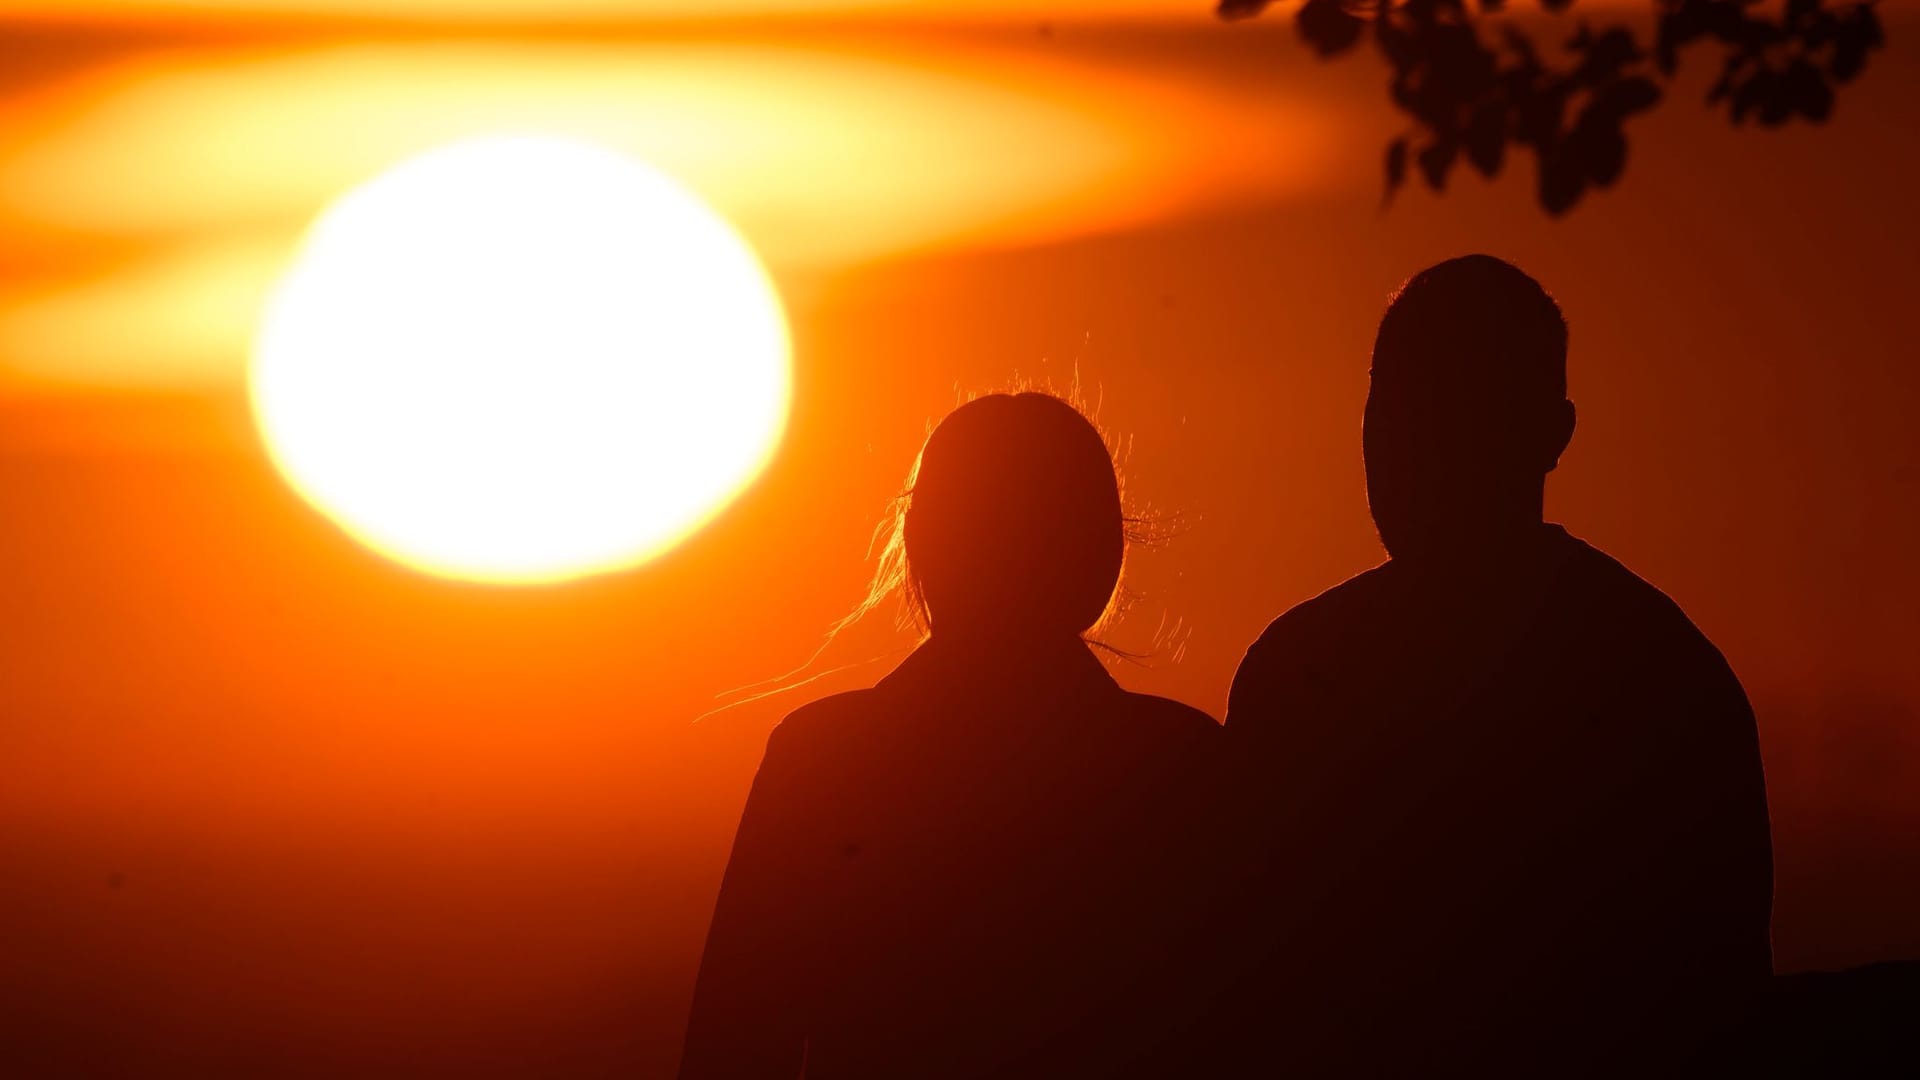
<box><xmin>924</xmin><ymin>625</ymin><xmax>1090</xmax><ymax>666</ymax></box>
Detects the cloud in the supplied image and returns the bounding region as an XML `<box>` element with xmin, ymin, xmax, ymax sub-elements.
<box><xmin>0</xmin><ymin>38</ymin><xmax>1330</xmax><ymax>390</ymax></box>
<box><xmin>7</xmin><ymin>0</ymin><xmax>1206</xmax><ymax>25</ymax></box>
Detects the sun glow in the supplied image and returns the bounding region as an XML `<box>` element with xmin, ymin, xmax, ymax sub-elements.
<box><xmin>252</xmin><ymin>135</ymin><xmax>791</xmax><ymax>584</ymax></box>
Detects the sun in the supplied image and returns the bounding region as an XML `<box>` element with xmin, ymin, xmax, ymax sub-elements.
<box><xmin>252</xmin><ymin>135</ymin><xmax>791</xmax><ymax>584</ymax></box>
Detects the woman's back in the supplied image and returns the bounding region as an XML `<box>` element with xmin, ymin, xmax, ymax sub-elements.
<box><xmin>680</xmin><ymin>639</ymin><xmax>1220</xmax><ymax>1079</ymax></box>
<box><xmin>679</xmin><ymin>392</ymin><xmax>1220</xmax><ymax>1079</ymax></box>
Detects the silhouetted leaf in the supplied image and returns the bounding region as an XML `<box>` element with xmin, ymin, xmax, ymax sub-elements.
<box><xmin>1655</xmin><ymin>2</ymin><xmax>1705</xmax><ymax>59</ymax></box>
<box><xmin>1502</xmin><ymin>24</ymin><xmax>1542</xmax><ymax>70</ymax></box>
<box><xmin>1601</xmin><ymin>75</ymin><xmax>1663</xmax><ymax>117</ymax></box>
<box><xmin>1417</xmin><ymin>139</ymin><xmax>1458</xmax><ymax>191</ymax></box>
<box><xmin>1465</xmin><ymin>103</ymin><xmax>1506</xmax><ymax>176</ymax></box>
<box><xmin>1385</xmin><ymin>137</ymin><xmax>1410</xmax><ymax>200</ymax></box>
<box><xmin>1376</xmin><ymin>23</ymin><xmax>1416</xmax><ymax>68</ymax></box>
<box><xmin>1755</xmin><ymin>70</ymin><xmax>1795</xmax><ymax>127</ymax></box>
<box><xmin>1577</xmin><ymin>119</ymin><xmax>1628</xmax><ymax>186</ymax></box>
<box><xmin>1730</xmin><ymin>72</ymin><xmax>1764</xmax><ymax>124</ymax></box>
<box><xmin>1222</xmin><ymin>0</ymin><xmax>1888</xmax><ymax>215</ymax></box>
<box><xmin>1570</xmin><ymin>27</ymin><xmax>1644</xmax><ymax>81</ymax></box>
<box><xmin>1706</xmin><ymin>53</ymin><xmax>1745</xmax><ymax>104</ymax></box>
<box><xmin>1538</xmin><ymin>143</ymin><xmax>1587</xmax><ymax>214</ymax></box>
<box><xmin>1514</xmin><ymin>86</ymin><xmax>1569</xmax><ymax>147</ymax></box>
<box><xmin>1295</xmin><ymin>0</ymin><xmax>1368</xmax><ymax>57</ymax></box>
<box><xmin>1831</xmin><ymin>40</ymin><xmax>1868</xmax><ymax>82</ymax></box>
<box><xmin>1654</xmin><ymin>35</ymin><xmax>1678</xmax><ymax>77</ymax></box>
<box><xmin>1829</xmin><ymin>6</ymin><xmax>1883</xmax><ymax>84</ymax></box>
<box><xmin>1859</xmin><ymin>4</ymin><xmax>1886</xmax><ymax>48</ymax></box>
<box><xmin>1216</xmin><ymin>0</ymin><xmax>1272</xmax><ymax>20</ymax></box>
<box><xmin>1785</xmin><ymin>58</ymin><xmax>1834</xmax><ymax>121</ymax></box>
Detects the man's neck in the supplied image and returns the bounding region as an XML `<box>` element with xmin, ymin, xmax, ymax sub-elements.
<box><xmin>1388</xmin><ymin>520</ymin><xmax>1564</xmax><ymax>580</ymax></box>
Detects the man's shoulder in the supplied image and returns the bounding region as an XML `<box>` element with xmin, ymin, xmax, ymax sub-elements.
<box><xmin>1552</xmin><ymin>530</ymin><xmax>1719</xmax><ymax>644</ymax></box>
<box><xmin>1245</xmin><ymin>561</ymin><xmax>1397</xmax><ymax>660</ymax></box>
<box><xmin>1549</xmin><ymin>528</ymin><xmax>1749</xmax><ymax>699</ymax></box>
<box><xmin>1226</xmin><ymin>563</ymin><xmax>1396</xmax><ymax>731</ymax></box>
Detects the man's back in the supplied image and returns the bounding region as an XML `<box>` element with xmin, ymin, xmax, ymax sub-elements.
<box><xmin>1222</xmin><ymin>525</ymin><xmax>1773</xmax><ymax>1074</ymax></box>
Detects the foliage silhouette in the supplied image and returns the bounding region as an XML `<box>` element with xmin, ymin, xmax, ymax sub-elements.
<box><xmin>1217</xmin><ymin>0</ymin><xmax>1887</xmax><ymax>213</ymax></box>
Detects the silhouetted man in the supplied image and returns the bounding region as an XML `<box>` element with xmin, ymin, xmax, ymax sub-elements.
<box><xmin>1221</xmin><ymin>255</ymin><xmax>1774</xmax><ymax>1076</ymax></box>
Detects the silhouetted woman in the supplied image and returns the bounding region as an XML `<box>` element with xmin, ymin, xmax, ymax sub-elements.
<box><xmin>678</xmin><ymin>392</ymin><xmax>1221</xmax><ymax>1080</ymax></box>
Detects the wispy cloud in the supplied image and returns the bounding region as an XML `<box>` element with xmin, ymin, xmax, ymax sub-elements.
<box><xmin>0</xmin><ymin>32</ymin><xmax>1332</xmax><ymax>390</ymax></box>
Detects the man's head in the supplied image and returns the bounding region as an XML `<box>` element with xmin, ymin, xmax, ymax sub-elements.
<box><xmin>1364</xmin><ymin>255</ymin><xmax>1576</xmax><ymax>562</ymax></box>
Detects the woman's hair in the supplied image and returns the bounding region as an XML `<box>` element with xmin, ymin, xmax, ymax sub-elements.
<box><xmin>703</xmin><ymin>388</ymin><xmax>1161</xmax><ymax>718</ymax></box>
<box><xmin>841</xmin><ymin>390</ymin><xmax>1140</xmax><ymax>645</ymax></box>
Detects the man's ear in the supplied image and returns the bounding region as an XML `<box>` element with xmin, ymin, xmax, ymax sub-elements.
<box><xmin>1543</xmin><ymin>398</ymin><xmax>1576</xmax><ymax>473</ymax></box>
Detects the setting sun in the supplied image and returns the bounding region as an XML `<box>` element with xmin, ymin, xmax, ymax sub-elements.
<box><xmin>251</xmin><ymin>134</ymin><xmax>791</xmax><ymax>584</ymax></box>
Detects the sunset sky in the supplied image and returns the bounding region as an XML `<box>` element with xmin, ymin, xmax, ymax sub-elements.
<box><xmin>3</xmin><ymin>2</ymin><xmax>1918</xmax><ymax>1075</ymax></box>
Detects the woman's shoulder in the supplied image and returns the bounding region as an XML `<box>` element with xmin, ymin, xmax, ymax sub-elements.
<box><xmin>769</xmin><ymin>687</ymin><xmax>889</xmax><ymax>748</ymax></box>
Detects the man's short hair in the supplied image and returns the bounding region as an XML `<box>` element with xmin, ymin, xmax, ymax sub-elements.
<box><xmin>1372</xmin><ymin>254</ymin><xmax>1568</xmax><ymax>402</ymax></box>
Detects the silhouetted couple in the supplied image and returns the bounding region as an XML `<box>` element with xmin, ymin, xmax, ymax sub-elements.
<box><xmin>678</xmin><ymin>256</ymin><xmax>1774</xmax><ymax>1078</ymax></box>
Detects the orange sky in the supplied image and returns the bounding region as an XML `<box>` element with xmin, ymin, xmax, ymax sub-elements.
<box><xmin>2</xmin><ymin>5</ymin><xmax>1918</xmax><ymax>1077</ymax></box>
<box><xmin>5</xmin><ymin>0</ymin><xmax>1213</xmax><ymax>23</ymax></box>
<box><xmin>0</xmin><ymin>37</ymin><xmax>1327</xmax><ymax>389</ymax></box>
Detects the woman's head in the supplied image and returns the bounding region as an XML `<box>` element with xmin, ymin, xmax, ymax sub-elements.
<box><xmin>875</xmin><ymin>393</ymin><xmax>1126</xmax><ymax>643</ymax></box>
